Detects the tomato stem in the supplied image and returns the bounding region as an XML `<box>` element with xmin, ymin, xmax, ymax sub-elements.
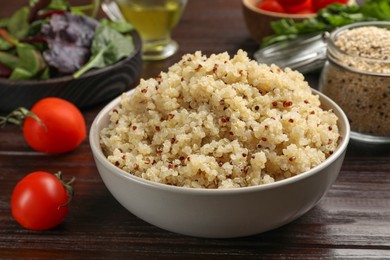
<box><xmin>0</xmin><ymin>107</ymin><xmax>46</xmax><ymax>129</ymax></box>
<box><xmin>55</xmin><ymin>171</ymin><xmax>75</xmax><ymax>208</ymax></box>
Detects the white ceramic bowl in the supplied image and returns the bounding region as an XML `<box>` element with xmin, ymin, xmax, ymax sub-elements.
<box><xmin>90</xmin><ymin>88</ymin><xmax>350</xmax><ymax>238</ymax></box>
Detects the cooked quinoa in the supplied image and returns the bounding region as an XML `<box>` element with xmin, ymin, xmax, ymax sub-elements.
<box><xmin>100</xmin><ymin>50</ymin><xmax>340</xmax><ymax>189</ymax></box>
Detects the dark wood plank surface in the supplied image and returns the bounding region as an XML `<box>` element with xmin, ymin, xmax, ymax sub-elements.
<box><xmin>1</xmin><ymin>0</ymin><xmax>390</xmax><ymax>259</ymax></box>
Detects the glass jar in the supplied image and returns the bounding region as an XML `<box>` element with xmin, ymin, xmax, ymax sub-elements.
<box><xmin>319</xmin><ymin>21</ymin><xmax>390</xmax><ymax>143</ymax></box>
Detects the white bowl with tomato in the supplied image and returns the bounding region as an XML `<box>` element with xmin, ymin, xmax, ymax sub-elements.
<box><xmin>242</xmin><ymin>0</ymin><xmax>351</xmax><ymax>44</ymax></box>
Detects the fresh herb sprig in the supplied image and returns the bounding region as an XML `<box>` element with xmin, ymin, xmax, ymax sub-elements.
<box><xmin>262</xmin><ymin>0</ymin><xmax>390</xmax><ymax>47</ymax></box>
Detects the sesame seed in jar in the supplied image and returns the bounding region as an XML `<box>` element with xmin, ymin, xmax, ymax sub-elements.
<box><xmin>334</xmin><ymin>26</ymin><xmax>390</xmax><ymax>74</ymax></box>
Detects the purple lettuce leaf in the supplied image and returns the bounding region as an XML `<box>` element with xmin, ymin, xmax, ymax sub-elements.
<box><xmin>40</xmin><ymin>12</ymin><xmax>99</xmax><ymax>74</ymax></box>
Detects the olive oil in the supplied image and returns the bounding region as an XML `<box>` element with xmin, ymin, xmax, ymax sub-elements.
<box><xmin>116</xmin><ymin>0</ymin><xmax>185</xmax><ymax>42</ymax></box>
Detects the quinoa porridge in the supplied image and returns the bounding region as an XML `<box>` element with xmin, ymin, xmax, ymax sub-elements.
<box><xmin>100</xmin><ymin>50</ymin><xmax>340</xmax><ymax>189</ymax></box>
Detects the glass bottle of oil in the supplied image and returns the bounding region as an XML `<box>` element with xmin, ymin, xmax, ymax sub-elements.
<box><xmin>115</xmin><ymin>0</ymin><xmax>187</xmax><ymax>60</ymax></box>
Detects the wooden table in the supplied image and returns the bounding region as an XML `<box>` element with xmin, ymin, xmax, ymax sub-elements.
<box><xmin>1</xmin><ymin>1</ymin><xmax>390</xmax><ymax>259</ymax></box>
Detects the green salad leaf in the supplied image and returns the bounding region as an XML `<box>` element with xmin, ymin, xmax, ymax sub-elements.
<box><xmin>73</xmin><ymin>24</ymin><xmax>134</xmax><ymax>78</ymax></box>
<box><xmin>100</xmin><ymin>18</ymin><xmax>135</xmax><ymax>33</ymax></box>
<box><xmin>71</xmin><ymin>0</ymin><xmax>100</xmax><ymax>17</ymax></box>
<box><xmin>0</xmin><ymin>43</ymin><xmax>47</xmax><ymax>80</ymax></box>
<box><xmin>0</xmin><ymin>51</ymin><xmax>19</xmax><ymax>69</ymax></box>
<box><xmin>0</xmin><ymin>38</ymin><xmax>13</xmax><ymax>51</ymax></box>
<box><xmin>9</xmin><ymin>43</ymin><xmax>47</xmax><ymax>80</ymax></box>
<box><xmin>0</xmin><ymin>18</ymin><xmax>9</xmax><ymax>28</ymax></box>
<box><xmin>7</xmin><ymin>7</ymin><xmax>30</xmax><ymax>39</ymax></box>
<box><xmin>262</xmin><ymin>0</ymin><xmax>390</xmax><ymax>47</ymax></box>
<box><xmin>47</xmin><ymin>0</ymin><xmax>70</xmax><ymax>11</ymax></box>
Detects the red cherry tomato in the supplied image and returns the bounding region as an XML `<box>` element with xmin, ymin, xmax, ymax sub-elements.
<box><xmin>11</xmin><ymin>171</ymin><xmax>74</xmax><ymax>230</ymax></box>
<box><xmin>277</xmin><ymin>0</ymin><xmax>307</xmax><ymax>6</ymax></box>
<box><xmin>23</xmin><ymin>97</ymin><xmax>86</xmax><ymax>154</ymax></box>
<box><xmin>284</xmin><ymin>0</ymin><xmax>314</xmax><ymax>14</ymax></box>
<box><xmin>312</xmin><ymin>0</ymin><xmax>348</xmax><ymax>11</ymax></box>
<box><xmin>257</xmin><ymin>0</ymin><xmax>285</xmax><ymax>13</ymax></box>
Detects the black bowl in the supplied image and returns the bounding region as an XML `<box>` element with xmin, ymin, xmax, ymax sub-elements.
<box><xmin>0</xmin><ymin>30</ymin><xmax>142</xmax><ymax>112</ymax></box>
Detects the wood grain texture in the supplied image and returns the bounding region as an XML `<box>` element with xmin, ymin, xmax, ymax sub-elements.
<box><xmin>1</xmin><ymin>0</ymin><xmax>390</xmax><ymax>259</ymax></box>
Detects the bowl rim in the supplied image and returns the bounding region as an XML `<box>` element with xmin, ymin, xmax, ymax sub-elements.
<box><xmin>242</xmin><ymin>0</ymin><xmax>316</xmax><ymax>19</ymax></box>
<box><xmin>0</xmin><ymin>30</ymin><xmax>142</xmax><ymax>85</ymax></box>
<box><xmin>90</xmin><ymin>88</ymin><xmax>350</xmax><ymax>195</ymax></box>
